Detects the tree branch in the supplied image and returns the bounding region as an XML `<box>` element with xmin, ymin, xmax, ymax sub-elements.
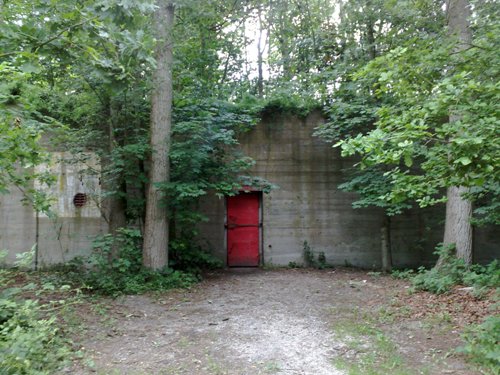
<box><xmin>0</xmin><ymin>18</ymin><xmax>93</xmax><ymax>58</ymax></box>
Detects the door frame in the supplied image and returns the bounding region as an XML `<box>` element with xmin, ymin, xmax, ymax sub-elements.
<box><xmin>225</xmin><ymin>190</ymin><xmax>263</xmax><ymax>267</ymax></box>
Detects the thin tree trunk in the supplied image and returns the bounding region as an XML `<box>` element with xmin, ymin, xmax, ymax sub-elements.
<box><xmin>143</xmin><ymin>1</ymin><xmax>175</xmax><ymax>270</ymax></box>
<box><xmin>381</xmin><ymin>216</ymin><xmax>392</xmax><ymax>272</ymax></box>
<box><xmin>438</xmin><ymin>0</ymin><xmax>474</xmax><ymax>266</ymax></box>
<box><xmin>277</xmin><ymin>0</ymin><xmax>291</xmax><ymax>79</ymax></box>
<box><xmin>257</xmin><ymin>4</ymin><xmax>264</xmax><ymax>97</ymax></box>
<box><xmin>366</xmin><ymin>19</ymin><xmax>376</xmax><ymax>60</ymax></box>
<box><xmin>102</xmin><ymin>99</ymin><xmax>127</xmax><ymax>260</ymax></box>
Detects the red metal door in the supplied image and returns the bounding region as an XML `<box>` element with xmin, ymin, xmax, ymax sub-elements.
<box><xmin>227</xmin><ymin>192</ymin><xmax>260</xmax><ymax>267</ymax></box>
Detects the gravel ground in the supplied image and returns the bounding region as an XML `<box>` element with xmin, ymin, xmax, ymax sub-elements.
<box><xmin>69</xmin><ymin>268</ymin><xmax>478</xmax><ymax>375</ymax></box>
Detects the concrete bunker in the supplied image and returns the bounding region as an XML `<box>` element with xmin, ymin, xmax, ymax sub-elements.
<box><xmin>0</xmin><ymin>112</ymin><xmax>498</xmax><ymax>269</ymax></box>
<box><xmin>198</xmin><ymin>111</ymin><xmax>499</xmax><ymax>268</ymax></box>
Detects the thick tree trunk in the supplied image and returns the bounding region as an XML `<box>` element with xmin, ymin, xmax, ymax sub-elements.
<box><xmin>446</xmin><ymin>0</ymin><xmax>472</xmax><ymax>49</ymax></box>
<box><xmin>442</xmin><ymin>186</ymin><xmax>473</xmax><ymax>264</ymax></box>
<box><xmin>143</xmin><ymin>2</ymin><xmax>175</xmax><ymax>270</ymax></box>
<box><xmin>438</xmin><ymin>0</ymin><xmax>474</xmax><ymax>266</ymax></box>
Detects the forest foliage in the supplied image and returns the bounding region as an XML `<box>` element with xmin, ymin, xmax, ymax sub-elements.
<box><xmin>0</xmin><ymin>0</ymin><xmax>499</xmax><ymax>372</ymax></box>
<box><xmin>1</xmin><ymin>0</ymin><xmax>498</xmax><ymax>242</ymax></box>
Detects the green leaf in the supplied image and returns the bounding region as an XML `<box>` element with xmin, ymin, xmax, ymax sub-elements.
<box><xmin>403</xmin><ymin>153</ymin><xmax>413</xmax><ymax>167</ymax></box>
<box><xmin>456</xmin><ymin>157</ymin><xmax>472</xmax><ymax>166</ymax></box>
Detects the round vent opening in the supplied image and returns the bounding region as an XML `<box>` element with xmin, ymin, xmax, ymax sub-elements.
<box><xmin>73</xmin><ymin>193</ymin><xmax>88</xmax><ymax>208</ymax></box>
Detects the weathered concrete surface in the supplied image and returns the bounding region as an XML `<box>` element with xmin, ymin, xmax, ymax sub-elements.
<box><xmin>37</xmin><ymin>216</ymin><xmax>107</xmax><ymax>266</ymax></box>
<box><xmin>198</xmin><ymin>111</ymin><xmax>499</xmax><ymax>268</ymax></box>
<box><xmin>0</xmin><ymin>154</ymin><xmax>107</xmax><ymax>267</ymax></box>
<box><xmin>1</xmin><ymin>114</ymin><xmax>498</xmax><ymax>268</ymax></box>
<box><xmin>199</xmin><ymin>111</ymin><xmax>385</xmax><ymax>268</ymax></box>
<box><xmin>0</xmin><ymin>181</ymin><xmax>36</xmax><ymax>265</ymax></box>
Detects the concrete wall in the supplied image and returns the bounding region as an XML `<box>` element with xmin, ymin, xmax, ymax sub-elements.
<box><xmin>0</xmin><ymin>153</ymin><xmax>107</xmax><ymax>267</ymax></box>
<box><xmin>198</xmin><ymin>111</ymin><xmax>499</xmax><ymax>268</ymax></box>
<box><xmin>1</xmin><ymin>113</ymin><xmax>497</xmax><ymax>269</ymax></box>
<box><xmin>0</xmin><ymin>178</ymin><xmax>37</xmax><ymax>265</ymax></box>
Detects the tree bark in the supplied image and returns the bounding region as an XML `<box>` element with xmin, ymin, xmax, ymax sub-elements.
<box><xmin>257</xmin><ymin>4</ymin><xmax>264</xmax><ymax>97</ymax></box>
<box><xmin>276</xmin><ymin>0</ymin><xmax>291</xmax><ymax>79</ymax></box>
<box><xmin>366</xmin><ymin>19</ymin><xmax>376</xmax><ymax>60</ymax></box>
<box><xmin>442</xmin><ymin>186</ymin><xmax>473</xmax><ymax>264</ymax></box>
<box><xmin>446</xmin><ymin>0</ymin><xmax>472</xmax><ymax>50</ymax></box>
<box><xmin>381</xmin><ymin>216</ymin><xmax>392</xmax><ymax>272</ymax></box>
<box><xmin>143</xmin><ymin>1</ymin><xmax>175</xmax><ymax>270</ymax></box>
<box><xmin>439</xmin><ymin>0</ymin><xmax>474</xmax><ymax>266</ymax></box>
<box><xmin>102</xmin><ymin>99</ymin><xmax>127</xmax><ymax>260</ymax></box>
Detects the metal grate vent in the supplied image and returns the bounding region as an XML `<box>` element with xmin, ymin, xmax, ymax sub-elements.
<box><xmin>73</xmin><ymin>193</ymin><xmax>88</xmax><ymax>208</ymax></box>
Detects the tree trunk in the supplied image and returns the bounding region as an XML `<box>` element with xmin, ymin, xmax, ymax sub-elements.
<box><xmin>276</xmin><ymin>0</ymin><xmax>291</xmax><ymax>80</ymax></box>
<box><xmin>442</xmin><ymin>186</ymin><xmax>473</xmax><ymax>264</ymax></box>
<box><xmin>366</xmin><ymin>19</ymin><xmax>376</xmax><ymax>60</ymax></box>
<box><xmin>446</xmin><ymin>0</ymin><xmax>472</xmax><ymax>50</ymax></box>
<box><xmin>101</xmin><ymin>99</ymin><xmax>127</xmax><ymax>260</ymax></box>
<box><xmin>143</xmin><ymin>1</ymin><xmax>175</xmax><ymax>270</ymax></box>
<box><xmin>438</xmin><ymin>0</ymin><xmax>474</xmax><ymax>266</ymax></box>
<box><xmin>257</xmin><ymin>4</ymin><xmax>264</xmax><ymax>97</ymax></box>
<box><xmin>381</xmin><ymin>216</ymin><xmax>392</xmax><ymax>272</ymax></box>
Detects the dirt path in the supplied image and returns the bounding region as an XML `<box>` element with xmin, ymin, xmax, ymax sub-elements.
<box><xmin>70</xmin><ymin>269</ymin><xmax>477</xmax><ymax>375</ymax></box>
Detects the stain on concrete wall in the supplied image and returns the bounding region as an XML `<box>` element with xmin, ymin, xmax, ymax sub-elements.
<box><xmin>34</xmin><ymin>152</ymin><xmax>101</xmax><ymax>218</ymax></box>
<box><xmin>1</xmin><ymin>153</ymin><xmax>107</xmax><ymax>267</ymax></box>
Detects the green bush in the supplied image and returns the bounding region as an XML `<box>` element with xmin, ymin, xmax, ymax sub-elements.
<box><xmin>0</xmin><ymin>288</ymin><xmax>71</xmax><ymax>375</ymax></box>
<box><xmin>391</xmin><ymin>269</ymin><xmax>415</xmax><ymax>280</ymax></box>
<box><xmin>65</xmin><ymin>228</ymin><xmax>199</xmax><ymax>296</ymax></box>
<box><xmin>463</xmin><ymin>261</ymin><xmax>500</xmax><ymax>289</ymax></box>
<box><xmin>459</xmin><ymin>315</ymin><xmax>500</xmax><ymax>373</ymax></box>
<box><xmin>411</xmin><ymin>244</ymin><xmax>500</xmax><ymax>294</ymax></box>
<box><xmin>169</xmin><ymin>238</ymin><xmax>223</xmax><ymax>275</ymax></box>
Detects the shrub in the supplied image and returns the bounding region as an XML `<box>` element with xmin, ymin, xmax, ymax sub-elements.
<box><xmin>63</xmin><ymin>228</ymin><xmax>198</xmax><ymax>296</ymax></box>
<box><xmin>0</xmin><ymin>288</ymin><xmax>71</xmax><ymax>374</ymax></box>
<box><xmin>410</xmin><ymin>244</ymin><xmax>500</xmax><ymax>294</ymax></box>
<box><xmin>303</xmin><ymin>241</ymin><xmax>328</xmax><ymax>269</ymax></box>
<box><xmin>459</xmin><ymin>315</ymin><xmax>500</xmax><ymax>373</ymax></box>
<box><xmin>463</xmin><ymin>261</ymin><xmax>500</xmax><ymax>289</ymax></box>
<box><xmin>391</xmin><ymin>269</ymin><xmax>415</xmax><ymax>280</ymax></box>
<box><xmin>169</xmin><ymin>238</ymin><xmax>223</xmax><ymax>275</ymax></box>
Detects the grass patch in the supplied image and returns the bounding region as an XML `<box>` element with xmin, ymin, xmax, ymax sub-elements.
<box><xmin>263</xmin><ymin>361</ymin><xmax>281</xmax><ymax>373</ymax></box>
<box><xmin>330</xmin><ymin>308</ymin><xmax>415</xmax><ymax>375</ymax></box>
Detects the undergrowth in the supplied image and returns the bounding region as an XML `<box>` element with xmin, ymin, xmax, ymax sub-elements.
<box><xmin>303</xmin><ymin>241</ymin><xmax>328</xmax><ymax>269</ymax></box>
<box><xmin>0</xmin><ymin>264</ymin><xmax>78</xmax><ymax>374</ymax></box>
<box><xmin>391</xmin><ymin>244</ymin><xmax>500</xmax><ymax>374</ymax></box>
<box><xmin>391</xmin><ymin>244</ymin><xmax>500</xmax><ymax>295</ymax></box>
<box><xmin>58</xmin><ymin>228</ymin><xmax>220</xmax><ymax>296</ymax></box>
<box><xmin>0</xmin><ymin>228</ymin><xmax>222</xmax><ymax>373</ymax></box>
<box><xmin>330</xmin><ymin>308</ymin><xmax>412</xmax><ymax>375</ymax></box>
<box><xmin>459</xmin><ymin>314</ymin><xmax>500</xmax><ymax>374</ymax></box>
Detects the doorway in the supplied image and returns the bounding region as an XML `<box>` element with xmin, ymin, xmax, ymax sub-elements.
<box><xmin>226</xmin><ymin>192</ymin><xmax>261</xmax><ymax>267</ymax></box>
